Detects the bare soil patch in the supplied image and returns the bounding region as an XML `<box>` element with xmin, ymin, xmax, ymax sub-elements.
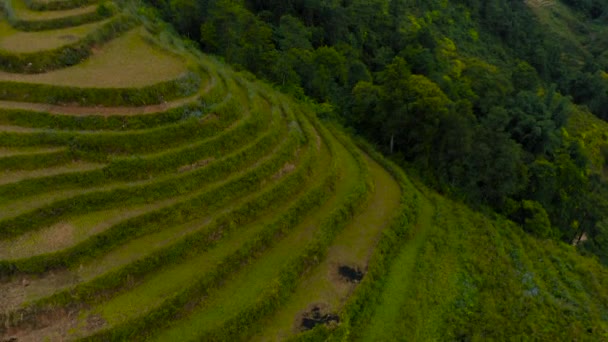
<box><xmin>337</xmin><ymin>265</ymin><xmax>364</xmax><ymax>283</ymax></box>
<box><xmin>294</xmin><ymin>303</ymin><xmax>339</xmax><ymax>332</ymax></box>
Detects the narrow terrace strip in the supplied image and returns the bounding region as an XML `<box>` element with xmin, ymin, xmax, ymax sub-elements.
<box><xmin>0</xmin><ymin>147</ymin><xmax>69</xmax><ymax>169</ymax></box>
<box><xmin>253</xmin><ymin>153</ymin><xmax>401</xmax><ymax>341</ymax></box>
<box><xmin>0</xmin><ymin>90</ymin><xmax>252</xmax><ymax>206</ymax></box>
<box><xmin>0</xmin><ymin>71</ymin><xmax>217</xmax><ymax>127</ymax></box>
<box><xmin>358</xmin><ymin>191</ymin><xmax>436</xmax><ymax>341</ymax></box>
<box><xmin>0</xmin><ymin>95</ymin><xmax>239</xmax><ymax>152</ymax></box>
<box><xmin>0</xmin><ymin>111</ymin><xmax>282</xmax><ymax>259</ymax></box>
<box><xmin>0</xmin><ymin>94</ymin><xmax>271</xmax><ymax>241</ymax></box>
<box><xmin>33</xmin><ymin>119</ymin><xmax>320</xmax><ymax>340</ymax></box>
<box><xmin>143</xmin><ymin>122</ymin><xmax>364</xmax><ymax>342</ymax></box>
<box><xmin>0</xmin><ymin>98</ymin><xmax>246</xmax><ymax>222</ymax></box>
<box><xmin>0</xmin><ymin>161</ymin><xmax>101</xmax><ymax>185</ymax></box>
<box><xmin>68</xmin><ymin>121</ymin><xmax>333</xmax><ymax>341</ymax></box>
<box><xmin>7</xmin><ymin>0</ymin><xmax>99</xmax><ymax>20</ymax></box>
<box><xmin>0</xmin><ymin>103</ymin><xmax>308</xmax><ymax>317</ymax></box>
<box><xmin>0</xmin><ymin>111</ymin><xmax>292</xmax><ymax>275</ymax></box>
<box><xmin>0</xmin><ymin>28</ymin><xmax>187</xmax><ymax>88</ymax></box>
<box><xmin>1</xmin><ymin>0</ymin><xmax>112</xmax><ymax>31</ymax></box>
<box><xmin>24</xmin><ymin>0</ymin><xmax>99</xmax><ymax>11</ymax></box>
<box><xmin>0</xmin><ymin>146</ymin><xmax>64</xmax><ymax>157</ymax></box>
<box><xmin>0</xmin><ymin>18</ymin><xmax>107</xmax><ymax>53</ymax></box>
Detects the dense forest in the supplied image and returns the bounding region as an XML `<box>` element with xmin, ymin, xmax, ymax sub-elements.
<box><xmin>143</xmin><ymin>0</ymin><xmax>608</xmax><ymax>262</ymax></box>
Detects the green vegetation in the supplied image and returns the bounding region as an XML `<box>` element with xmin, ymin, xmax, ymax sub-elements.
<box><xmin>1</xmin><ymin>0</ymin><xmax>607</xmax><ymax>340</ymax></box>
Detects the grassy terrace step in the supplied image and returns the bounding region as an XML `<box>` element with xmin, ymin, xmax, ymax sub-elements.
<box><xmin>0</xmin><ymin>28</ymin><xmax>185</xmax><ymax>86</ymax></box>
<box><xmin>57</xmin><ymin>112</ymin><xmax>333</xmax><ymax>341</ymax></box>
<box><xmin>0</xmin><ymin>94</ymin><xmax>274</xmax><ymax>240</ymax></box>
<box><xmin>0</xmin><ymin>100</ymin><xmax>306</xmax><ymax>313</ymax></box>
<box><xmin>0</xmin><ymin>69</ymin><xmax>222</xmax><ymax>129</ymax></box>
<box><xmin>0</xmin><ymin>29</ymin><xmax>200</xmax><ymax>106</ymax></box>
<box><xmin>357</xmin><ymin>191</ymin><xmax>435</xmax><ymax>341</ymax></box>
<box><xmin>0</xmin><ymin>146</ymin><xmax>63</xmax><ymax>157</ymax></box>
<box><xmin>1</xmin><ymin>0</ymin><xmax>114</xmax><ymax>31</ymax></box>
<box><xmin>0</xmin><ymin>94</ymin><xmax>237</xmax><ymax>152</ymax></box>
<box><xmin>0</xmin><ymin>136</ymin><xmax>293</xmax><ymax>278</ymax></box>
<box><xmin>0</xmin><ymin>89</ymin><xmax>253</xmax><ymax>206</ymax></box>
<box><xmin>25</xmin><ymin>0</ymin><xmax>99</xmax><ymax>11</ymax></box>
<box><xmin>0</xmin><ymin>111</ymin><xmax>293</xmax><ymax>275</ymax></box>
<box><xmin>0</xmin><ymin>108</ymin><xmax>304</xmax><ymax>324</ymax></box>
<box><xmin>0</xmin><ymin>14</ymin><xmax>137</xmax><ymax>73</ymax></box>
<box><xmin>0</xmin><ymin>18</ymin><xmax>106</xmax><ymax>53</ymax></box>
<box><xmin>291</xmin><ymin>139</ymin><xmax>420</xmax><ymax>341</ymax></box>
<box><xmin>0</xmin><ymin>160</ymin><xmax>101</xmax><ymax>185</ymax></box>
<box><xmin>0</xmin><ymin>92</ymin><xmax>276</xmax><ymax>256</ymax></box>
<box><xmin>0</xmin><ymin>118</ymin><xmax>279</xmax><ymax>246</ymax></box>
<box><xmin>139</xmin><ymin>117</ymin><xmax>370</xmax><ymax>342</ymax></box>
<box><xmin>0</xmin><ymin>147</ymin><xmax>70</xmax><ymax>170</ymax></box>
<box><xmin>0</xmin><ymin>74</ymin><xmax>236</xmax><ymax>221</ymax></box>
<box><xmin>1</xmin><ymin>113</ymin><xmax>321</xmax><ymax>341</ymax></box>
<box><xmin>254</xmin><ymin>153</ymin><xmax>401</xmax><ymax>341</ymax></box>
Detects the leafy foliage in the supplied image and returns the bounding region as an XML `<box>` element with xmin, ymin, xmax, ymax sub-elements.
<box><xmin>150</xmin><ymin>0</ymin><xmax>608</xmax><ymax>262</ymax></box>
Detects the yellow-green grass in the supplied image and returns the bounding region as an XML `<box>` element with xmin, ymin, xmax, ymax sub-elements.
<box><xmin>0</xmin><ymin>102</ymin><xmax>250</xmax><ymax>218</ymax></box>
<box><xmin>2</xmin><ymin>109</ymin><xmax>302</xmax><ymax>332</ymax></box>
<box><xmin>0</xmin><ymin>124</ymin><xmax>50</xmax><ymax>132</ymax></box>
<box><xmin>0</xmin><ymin>18</ymin><xmax>107</xmax><ymax>52</ymax></box>
<box><xmin>0</xmin><ymin>122</ymin><xmax>305</xmax><ymax>313</ymax></box>
<box><xmin>65</xmin><ymin>141</ymin><xmax>321</xmax><ymax>339</ymax></box>
<box><xmin>358</xmin><ymin>190</ymin><xmax>436</xmax><ymax>341</ymax></box>
<box><xmin>25</xmin><ymin>0</ymin><xmax>99</xmax><ymax>11</ymax></box>
<box><xmin>0</xmin><ymin>120</ymin><xmax>282</xmax><ymax>260</ymax></box>
<box><xmin>0</xmin><ymin>28</ymin><xmax>188</xmax><ymax>88</ymax></box>
<box><xmin>567</xmin><ymin>104</ymin><xmax>608</xmax><ymax>174</ymax></box>
<box><xmin>0</xmin><ymin>96</ymin><xmax>282</xmax><ymax>276</ymax></box>
<box><xmin>148</xmin><ymin>125</ymin><xmax>361</xmax><ymax>341</ymax></box>
<box><xmin>11</xmin><ymin>104</ymin><xmax>317</xmax><ymax>338</ymax></box>
<box><xmin>0</xmin><ymin>192</ymin><xmax>193</xmax><ymax>259</ymax></box>
<box><xmin>0</xmin><ymin>106</ymin><xmax>272</xmax><ymax>244</ymax></box>
<box><xmin>353</xmin><ymin>187</ymin><xmax>608</xmax><ymax>340</ymax></box>
<box><xmin>0</xmin><ymin>67</ymin><xmax>215</xmax><ymax>117</ymax></box>
<box><xmin>0</xmin><ymin>80</ymin><xmax>245</xmax><ymax>206</ymax></box>
<box><xmin>7</xmin><ymin>0</ymin><xmax>98</xmax><ymax>20</ymax></box>
<box><xmin>0</xmin><ymin>146</ymin><xmax>64</xmax><ymax>157</ymax></box>
<box><xmin>0</xmin><ymin>160</ymin><xmax>101</xmax><ymax>185</ymax></box>
<box><xmin>253</xmin><ymin>154</ymin><xmax>401</xmax><ymax>341</ymax></box>
<box><xmin>528</xmin><ymin>1</ymin><xmax>588</xmax><ymax>57</ymax></box>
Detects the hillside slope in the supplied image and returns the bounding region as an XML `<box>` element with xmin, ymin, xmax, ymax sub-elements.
<box><xmin>0</xmin><ymin>0</ymin><xmax>606</xmax><ymax>341</ymax></box>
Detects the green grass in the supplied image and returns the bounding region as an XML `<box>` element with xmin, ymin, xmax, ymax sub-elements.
<box><xmin>7</xmin><ymin>0</ymin><xmax>98</xmax><ymax>20</ymax></box>
<box><xmin>2</xmin><ymin>2</ymin><xmax>608</xmax><ymax>340</ymax></box>
<box><xmin>25</xmin><ymin>0</ymin><xmax>100</xmax><ymax>11</ymax></box>
<box><xmin>567</xmin><ymin>104</ymin><xmax>608</xmax><ymax>174</ymax></box>
<box><xmin>0</xmin><ymin>122</ymin><xmax>283</xmax><ymax>260</ymax></box>
<box><xmin>0</xmin><ymin>146</ymin><xmax>62</xmax><ymax>156</ymax></box>
<box><xmin>359</xmin><ymin>190</ymin><xmax>437</xmax><ymax>341</ymax></box>
<box><xmin>0</xmin><ymin>18</ymin><xmax>106</xmax><ymax>52</ymax></box>
<box><xmin>253</xmin><ymin>154</ymin><xmax>401</xmax><ymax>341</ymax></box>
<box><xmin>0</xmin><ymin>28</ymin><xmax>187</xmax><ymax>87</ymax></box>
<box><xmin>73</xmin><ymin>141</ymin><xmax>321</xmax><ymax>335</ymax></box>
<box><xmin>0</xmin><ymin>160</ymin><xmax>100</xmax><ymax>185</ymax></box>
<box><xmin>148</xmin><ymin>121</ymin><xmax>362</xmax><ymax>341</ymax></box>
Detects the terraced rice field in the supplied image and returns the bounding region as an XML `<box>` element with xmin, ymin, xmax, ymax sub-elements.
<box><xmin>0</xmin><ymin>0</ymin><xmax>421</xmax><ymax>340</ymax></box>
<box><xmin>1</xmin><ymin>0</ymin><xmax>608</xmax><ymax>340</ymax></box>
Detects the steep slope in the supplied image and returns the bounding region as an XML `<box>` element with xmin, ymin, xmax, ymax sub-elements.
<box><xmin>0</xmin><ymin>0</ymin><xmax>402</xmax><ymax>340</ymax></box>
<box><xmin>0</xmin><ymin>0</ymin><xmax>607</xmax><ymax>341</ymax></box>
